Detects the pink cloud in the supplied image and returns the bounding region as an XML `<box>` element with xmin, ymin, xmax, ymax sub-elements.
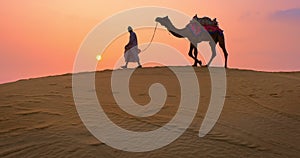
<box><xmin>270</xmin><ymin>8</ymin><xmax>300</xmax><ymax>22</ymax></box>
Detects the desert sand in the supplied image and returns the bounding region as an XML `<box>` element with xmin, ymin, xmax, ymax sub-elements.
<box><xmin>0</xmin><ymin>67</ymin><xmax>299</xmax><ymax>158</ymax></box>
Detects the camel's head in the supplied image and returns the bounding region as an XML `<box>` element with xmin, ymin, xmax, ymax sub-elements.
<box><xmin>155</xmin><ymin>16</ymin><xmax>171</xmax><ymax>27</ymax></box>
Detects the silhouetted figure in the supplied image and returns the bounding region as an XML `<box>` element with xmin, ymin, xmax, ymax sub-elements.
<box><xmin>156</xmin><ymin>15</ymin><xmax>228</xmax><ymax>68</ymax></box>
<box><xmin>122</xmin><ymin>26</ymin><xmax>142</xmax><ymax>69</ymax></box>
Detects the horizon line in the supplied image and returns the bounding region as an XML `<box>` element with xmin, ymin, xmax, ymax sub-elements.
<box><xmin>1</xmin><ymin>66</ymin><xmax>300</xmax><ymax>85</ymax></box>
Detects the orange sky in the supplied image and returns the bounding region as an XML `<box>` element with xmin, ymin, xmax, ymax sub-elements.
<box><xmin>1</xmin><ymin>0</ymin><xmax>300</xmax><ymax>83</ymax></box>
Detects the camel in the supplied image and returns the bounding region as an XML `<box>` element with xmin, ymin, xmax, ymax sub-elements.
<box><xmin>155</xmin><ymin>16</ymin><xmax>228</xmax><ymax>68</ymax></box>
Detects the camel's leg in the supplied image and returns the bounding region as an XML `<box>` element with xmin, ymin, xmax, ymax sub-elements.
<box><xmin>218</xmin><ymin>35</ymin><xmax>228</xmax><ymax>68</ymax></box>
<box><xmin>188</xmin><ymin>43</ymin><xmax>197</xmax><ymax>66</ymax></box>
<box><xmin>193</xmin><ymin>45</ymin><xmax>199</xmax><ymax>66</ymax></box>
<box><xmin>194</xmin><ymin>46</ymin><xmax>202</xmax><ymax>66</ymax></box>
<box><xmin>188</xmin><ymin>43</ymin><xmax>202</xmax><ymax>67</ymax></box>
<box><xmin>207</xmin><ymin>42</ymin><xmax>217</xmax><ymax>66</ymax></box>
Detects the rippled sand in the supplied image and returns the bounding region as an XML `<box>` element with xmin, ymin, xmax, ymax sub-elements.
<box><xmin>0</xmin><ymin>67</ymin><xmax>299</xmax><ymax>157</ymax></box>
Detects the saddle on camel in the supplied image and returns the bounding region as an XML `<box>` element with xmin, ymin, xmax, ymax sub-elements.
<box><xmin>187</xmin><ymin>14</ymin><xmax>223</xmax><ymax>36</ymax></box>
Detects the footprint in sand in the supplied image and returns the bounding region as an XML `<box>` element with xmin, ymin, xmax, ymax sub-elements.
<box><xmin>269</xmin><ymin>93</ymin><xmax>280</xmax><ymax>98</ymax></box>
<box><xmin>248</xmin><ymin>94</ymin><xmax>258</xmax><ymax>98</ymax></box>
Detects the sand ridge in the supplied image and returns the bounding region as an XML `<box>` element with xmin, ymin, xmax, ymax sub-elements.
<box><xmin>0</xmin><ymin>67</ymin><xmax>299</xmax><ymax>157</ymax></box>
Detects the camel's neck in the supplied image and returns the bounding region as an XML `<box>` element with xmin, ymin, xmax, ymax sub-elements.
<box><xmin>163</xmin><ymin>20</ymin><xmax>185</xmax><ymax>38</ymax></box>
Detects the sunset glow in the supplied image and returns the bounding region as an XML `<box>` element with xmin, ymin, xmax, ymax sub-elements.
<box><xmin>1</xmin><ymin>0</ymin><xmax>300</xmax><ymax>83</ymax></box>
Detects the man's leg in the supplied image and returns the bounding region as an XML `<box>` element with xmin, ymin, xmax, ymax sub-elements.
<box><xmin>122</xmin><ymin>61</ymin><xmax>128</xmax><ymax>69</ymax></box>
<box><xmin>137</xmin><ymin>60</ymin><xmax>142</xmax><ymax>68</ymax></box>
<box><xmin>122</xmin><ymin>50</ymin><xmax>129</xmax><ymax>68</ymax></box>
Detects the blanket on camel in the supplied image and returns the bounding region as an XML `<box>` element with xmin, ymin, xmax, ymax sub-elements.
<box><xmin>187</xmin><ymin>15</ymin><xmax>223</xmax><ymax>36</ymax></box>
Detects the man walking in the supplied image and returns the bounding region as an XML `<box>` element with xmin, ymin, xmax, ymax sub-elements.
<box><xmin>122</xmin><ymin>26</ymin><xmax>142</xmax><ymax>68</ymax></box>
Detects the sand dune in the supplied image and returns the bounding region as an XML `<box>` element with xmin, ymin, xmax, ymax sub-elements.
<box><xmin>0</xmin><ymin>67</ymin><xmax>299</xmax><ymax>157</ymax></box>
